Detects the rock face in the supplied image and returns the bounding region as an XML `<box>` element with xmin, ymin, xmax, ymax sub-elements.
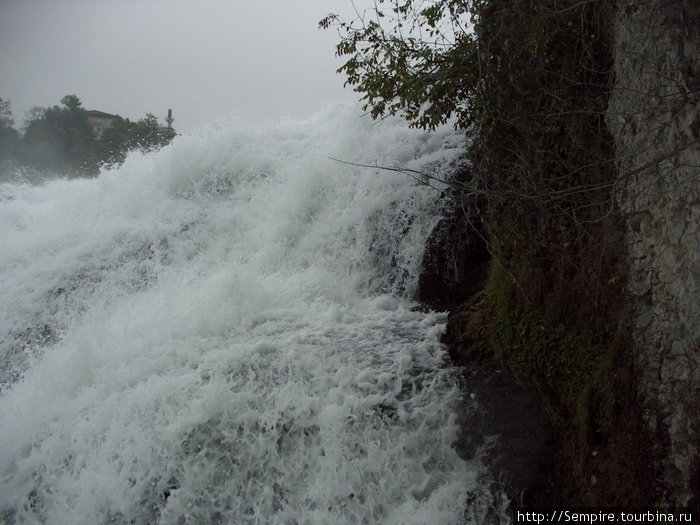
<box><xmin>418</xmin><ymin>170</ymin><xmax>489</xmax><ymax>311</ymax></box>
<box><xmin>607</xmin><ymin>0</ymin><xmax>700</xmax><ymax>506</ymax></box>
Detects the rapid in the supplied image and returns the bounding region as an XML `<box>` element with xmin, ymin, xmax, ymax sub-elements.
<box><xmin>0</xmin><ymin>104</ymin><xmax>501</xmax><ymax>524</ymax></box>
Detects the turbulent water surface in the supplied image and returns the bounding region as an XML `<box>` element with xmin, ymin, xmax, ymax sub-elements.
<box><xmin>0</xmin><ymin>104</ymin><xmax>497</xmax><ymax>524</ymax></box>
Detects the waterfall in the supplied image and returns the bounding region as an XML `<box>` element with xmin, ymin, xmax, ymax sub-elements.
<box><xmin>0</xmin><ymin>103</ymin><xmax>498</xmax><ymax>524</ymax></box>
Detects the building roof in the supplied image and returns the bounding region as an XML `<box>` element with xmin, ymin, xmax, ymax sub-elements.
<box><xmin>86</xmin><ymin>110</ymin><xmax>118</xmax><ymax>119</ymax></box>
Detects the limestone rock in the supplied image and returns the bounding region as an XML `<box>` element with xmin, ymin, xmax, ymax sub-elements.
<box><xmin>607</xmin><ymin>0</ymin><xmax>700</xmax><ymax>508</ymax></box>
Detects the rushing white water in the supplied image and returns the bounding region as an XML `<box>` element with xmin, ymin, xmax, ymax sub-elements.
<box><xmin>0</xmin><ymin>103</ymin><xmax>491</xmax><ymax>524</ymax></box>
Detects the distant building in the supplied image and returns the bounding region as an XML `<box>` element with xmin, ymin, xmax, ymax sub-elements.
<box><xmin>86</xmin><ymin>110</ymin><xmax>118</xmax><ymax>139</ymax></box>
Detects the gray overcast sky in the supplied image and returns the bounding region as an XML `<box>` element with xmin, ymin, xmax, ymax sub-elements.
<box><xmin>0</xmin><ymin>0</ymin><xmax>371</xmax><ymax>131</ymax></box>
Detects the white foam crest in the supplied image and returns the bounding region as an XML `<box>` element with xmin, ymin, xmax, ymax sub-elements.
<box><xmin>0</xmin><ymin>103</ymin><xmax>480</xmax><ymax>524</ymax></box>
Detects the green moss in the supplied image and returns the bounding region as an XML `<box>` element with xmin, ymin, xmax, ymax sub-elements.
<box><xmin>487</xmin><ymin>264</ymin><xmax>604</xmax><ymax>427</ymax></box>
<box><xmin>479</xmin><ymin>255</ymin><xmax>660</xmax><ymax>506</ymax></box>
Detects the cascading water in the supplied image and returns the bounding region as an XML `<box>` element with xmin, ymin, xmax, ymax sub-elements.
<box><xmin>0</xmin><ymin>103</ymin><xmax>500</xmax><ymax>524</ymax></box>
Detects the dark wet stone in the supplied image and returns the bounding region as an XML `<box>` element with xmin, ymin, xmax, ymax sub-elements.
<box><xmin>418</xmin><ymin>169</ymin><xmax>489</xmax><ymax>311</ymax></box>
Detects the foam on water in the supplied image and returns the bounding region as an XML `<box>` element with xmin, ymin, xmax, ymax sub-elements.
<box><xmin>0</xmin><ymin>103</ymin><xmax>487</xmax><ymax>524</ymax></box>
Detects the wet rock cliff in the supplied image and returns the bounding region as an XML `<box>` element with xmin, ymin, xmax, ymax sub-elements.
<box><xmin>425</xmin><ymin>0</ymin><xmax>699</xmax><ymax>510</ymax></box>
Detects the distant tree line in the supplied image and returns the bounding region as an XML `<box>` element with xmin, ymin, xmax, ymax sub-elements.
<box><xmin>0</xmin><ymin>95</ymin><xmax>176</xmax><ymax>176</ymax></box>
